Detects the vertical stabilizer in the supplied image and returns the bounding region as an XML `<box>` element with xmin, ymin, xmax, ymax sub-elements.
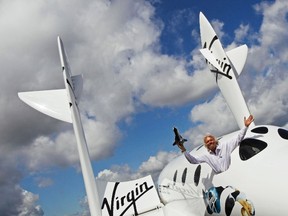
<box><xmin>18</xmin><ymin>37</ymin><xmax>101</xmax><ymax>216</ymax></box>
<box><xmin>199</xmin><ymin>12</ymin><xmax>254</xmax><ymax>129</ymax></box>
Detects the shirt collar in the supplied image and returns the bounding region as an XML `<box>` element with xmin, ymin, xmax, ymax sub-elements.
<box><xmin>208</xmin><ymin>143</ymin><xmax>220</xmax><ymax>155</ymax></box>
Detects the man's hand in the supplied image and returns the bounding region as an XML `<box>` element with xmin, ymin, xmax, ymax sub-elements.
<box><xmin>244</xmin><ymin>115</ymin><xmax>254</xmax><ymax>127</ymax></box>
<box><xmin>177</xmin><ymin>143</ymin><xmax>186</xmax><ymax>153</ymax></box>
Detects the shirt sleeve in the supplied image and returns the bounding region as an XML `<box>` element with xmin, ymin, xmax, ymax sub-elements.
<box><xmin>184</xmin><ymin>151</ymin><xmax>203</xmax><ymax>164</ymax></box>
<box><xmin>226</xmin><ymin>126</ymin><xmax>248</xmax><ymax>153</ymax></box>
<box><xmin>236</xmin><ymin>126</ymin><xmax>248</xmax><ymax>143</ymax></box>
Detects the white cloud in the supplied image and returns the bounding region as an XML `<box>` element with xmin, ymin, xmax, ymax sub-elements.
<box><xmin>96</xmin><ymin>151</ymin><xmax>179</xmax><ymax>183</ymax></box>
<box><xmin>186</xmin><ymin>94</ymin><xmax>237</xmax><ymax>148</ymax></box>
<box><xmin>36</xmin><ymin>177</ymin><xmax>54</xmax><ymax>188</ymax></box>
<box><xmin>234</xmin><ymin>24</ymin><xmax>250</xmax><ymax>42</ymax></box>
<box><xmin>0</xmin><ymin>154</ymin><xmax>43</xmax><ymax>216</ymax></box>
<box><xmin>245</xmin><ymin>0</ymin><xmax>288</xmax><ymax>126</ymax></box>
<box><xmin>18</xmin><ymin>189</ymin><xmax>44</xmax><ymax>216</ymax></box>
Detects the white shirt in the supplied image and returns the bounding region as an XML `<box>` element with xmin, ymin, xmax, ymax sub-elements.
<box><xmin>184</xmin><ymin>127</ymin><xmax>248</xmax><ymax>174</ymax></box>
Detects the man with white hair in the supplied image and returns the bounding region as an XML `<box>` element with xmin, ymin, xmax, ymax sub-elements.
<box><xmin>177</xmin><ymin>115</ymin><xmax>254</xmax><ymax>174</ymax></box>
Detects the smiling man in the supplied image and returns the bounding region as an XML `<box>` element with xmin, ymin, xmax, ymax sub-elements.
<box><xmin>177</xmin><ymin>115</ymin><xmax>254</xmax><ymax>174</ymax></box>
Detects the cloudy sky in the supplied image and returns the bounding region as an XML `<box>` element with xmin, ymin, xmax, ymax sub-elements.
<box><xmin>1</xmin><ymin>0</ymin><xmax>287</xmax><ymax>215</ymax></box>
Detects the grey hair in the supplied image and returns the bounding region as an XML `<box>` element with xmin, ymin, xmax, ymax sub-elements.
<box><xmin>203</xmin><ymin>134</ymin><xmax>218</xmax><ymax>146</ymax></box>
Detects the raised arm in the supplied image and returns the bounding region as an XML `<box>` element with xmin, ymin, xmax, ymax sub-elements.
<box><xmin>176</xmin><ymin>143</ymin><xmax>202</xmax><ymax>164</ymax></box>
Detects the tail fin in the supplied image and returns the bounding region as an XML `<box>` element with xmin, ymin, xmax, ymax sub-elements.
<box><xmin>18</xmin><ymin>89</ymin><xmax>72</xmax><ymax>123</ymax></box>
<box><xmin>199</xmin><ymin>12</ymin><xmax>254</xmax><ymax>129</ymax></box>
<box><xmin>18</xmin><ymin>36</ymin><xmax>83</xmax><ymax>123</ymax></box>
<box><xmin>57</xmin><ymin>36</ymin><xmax>83</xmax><ymax>101</ymax></box>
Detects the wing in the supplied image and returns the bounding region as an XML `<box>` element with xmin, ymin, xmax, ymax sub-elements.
<box><xmin>18</xmin><ymin>89</ymin><xmax>72</xmax><ymax>123</ymax></box>
<box><xmin>226</xmin><ymin>44</ymin><xmax>248</xmax><ymax>77</ymax></box>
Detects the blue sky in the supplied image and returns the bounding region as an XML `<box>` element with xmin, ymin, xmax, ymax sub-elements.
<box><xmin>1</xmin><ymin>0</ymin><xmax>287</xmax><ymax>215</ymax></box>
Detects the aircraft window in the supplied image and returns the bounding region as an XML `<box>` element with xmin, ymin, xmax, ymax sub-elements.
<box><xmin>194</xmin><ymin>165</ymin><xmax>201</xmax><ymax>187</ymax></box>
<box><xmin>251</xmin><ymin>127</ymin><xmax>268</xmax><ymax>134</ymax></box>
<box><xmin>278</xmin><ymin>128</ymin><xmax>288</xmax><ymax>140</ymax></box>
<box><xmin>173</xmin><ymin>170</ymin><xmax>178</xmax><ymax>183</ymax></box>
<box><xmin>182</xmin><ymin>168</ymin><xmax>187</xmax><ymax>185</ymax></box>
<box><xmin>239</xmin><ymin>138</ymin><xmax>267</xmax><ymax>161</ymax></box>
